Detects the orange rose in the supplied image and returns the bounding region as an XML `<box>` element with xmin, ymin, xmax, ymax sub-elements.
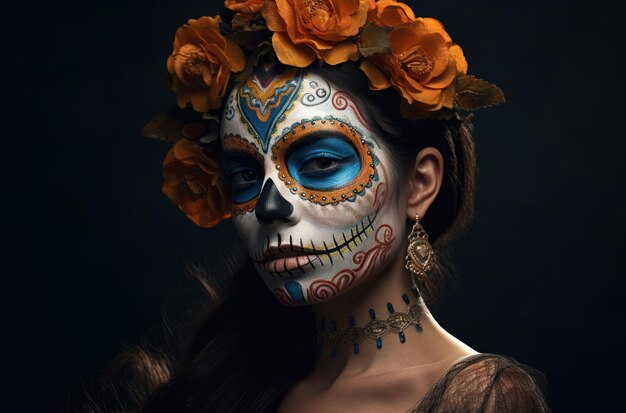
<box><xmin>360</xmin><ymin>18</ymin><xmax>468</xmax><ymax>117</ymax></box>
<box><xmin>162</xmin><ymin>139</ymin><xmax>231</xmax><ymax>227</ymax></box>
<box><xmin>367</xmin><ymin>0</ymin><xmax>415</xmax><ymax>26</ymax></box>
<box><xmin>167</xmin><ymin>16</ymin><xmax>245</xmax><ymax>113</ymax></box>
<box><xmin>225</xmin><ymin>0</ymin><xmax>265</xmax><ymax>28</ymax></box>
<box><xmin>261</xmin><ymin>0</ymin><xmax>371</xmax><ymax>67</ymax></box>
<box><xmin>225</xmin><ymin>0</ymin><xmax>265</xmax><ymax>13</ymax></box>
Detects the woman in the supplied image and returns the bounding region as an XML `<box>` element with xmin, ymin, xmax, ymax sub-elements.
<box><xmin>97</xmin><ymin>1</ymin><xmax>550</xmax><ymax>412</ymax></box>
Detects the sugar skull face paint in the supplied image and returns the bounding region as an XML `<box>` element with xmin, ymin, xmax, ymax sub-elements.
<box><xmin>220</xmin><ymin>61</ymin><xmax>407</xmax><ymax>306</ymax></box>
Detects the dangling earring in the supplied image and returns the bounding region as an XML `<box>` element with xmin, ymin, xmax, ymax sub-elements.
<box><xmin>405</xmin><ymin>214</ymin><xmax>435</xmax><ymax>290</ymax></box>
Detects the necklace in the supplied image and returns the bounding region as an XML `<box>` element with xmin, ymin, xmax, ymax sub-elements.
<box><xmin>317</xmin><ymin>287</ymin><xmax>424</xmax><ymax>356</ymax></box>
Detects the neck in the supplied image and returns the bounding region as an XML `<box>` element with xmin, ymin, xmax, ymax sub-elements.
<box><xmin>308</xmin><ymin>243</ymin><xmax>475</xmax><ymax>382</ymax></box>
<box><xmin>313</xmin><ymin>241</ymin><xmax>436</xmax><ymax>375</ymax></box>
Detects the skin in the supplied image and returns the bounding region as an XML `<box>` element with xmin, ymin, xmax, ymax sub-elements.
<box><xmin>220</xmin><ymin>63</ymin><xmax>478</xmax><ymax>412</ymax></box>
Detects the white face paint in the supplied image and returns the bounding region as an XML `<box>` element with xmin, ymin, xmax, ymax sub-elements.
<box><xmin>220</xmin><ymin>60</ymin><xmax>406</xmax><ymax>306</ymax></box>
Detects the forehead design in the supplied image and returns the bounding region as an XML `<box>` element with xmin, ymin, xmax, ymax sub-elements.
<box><xmin>237</xmin><ymin>60</ymin><xmax>303</xmax><ymax>152</ymax></box>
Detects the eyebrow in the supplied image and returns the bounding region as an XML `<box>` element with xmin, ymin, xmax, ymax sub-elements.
<box><xmin>222</xmin><ymin>133</ymin><xmax>264</xmax><ymax>161</ymax></box>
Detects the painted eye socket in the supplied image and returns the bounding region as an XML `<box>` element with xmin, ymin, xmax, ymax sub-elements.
<box><xmin>222</xmin><ymin>154</ymin><xmax>264</xmax><ymax>204</ymax></box>
<box><xmin>299</xmin><ymin>156</ymin><xmax>340</xmax><ymax>176</ymax></box>
<box><xmin>286</xmin><ymin>136</ymin><xmax>361</xmax><ymax>191</ymax></box>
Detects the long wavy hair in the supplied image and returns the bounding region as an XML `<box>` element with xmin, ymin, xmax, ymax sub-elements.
<box><xmin>79</xmin><ymin>61</ymin><xmax>477</xmax><ymax>413</ymax></box>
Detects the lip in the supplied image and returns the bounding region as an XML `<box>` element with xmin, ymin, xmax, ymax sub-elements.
<box><xmin>261</xmin><ymin>245</ymin><xmax>315</xmax><ymax>258</ymax></box>
<box><xmin>256</xmin><ymin>245</ymin><xmax>319</xmax><ymax>272</ymax></box>
<box><xmin>257</xmin><ymin>245</ymin><xmax>317</xmax><ymax>263</ymax></box>
<box><xmin>253</xmin><ymin>210</ymin><xmax>378</xmax><ymax>275</ymax></box>
<box><xmin>262</xmin><ymin>254</ymin><xmax>319</xmax><ymax>273</ymax></box>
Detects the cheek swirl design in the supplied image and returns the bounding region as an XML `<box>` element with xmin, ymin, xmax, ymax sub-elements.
<box><xmin>307</xmin><ymin>223</ymin><xmax>394</xmax><ymax>303</ymax></box>
<box><xmin>271</xmin><ymin>116</ymin><xmax>378</xmax><ymax>205</ymax></box>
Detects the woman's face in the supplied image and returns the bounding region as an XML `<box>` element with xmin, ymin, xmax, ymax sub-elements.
<box><xmin>220</xmin><ymin>61</ymin><xmax>406</xmax><ymax>306</ymax></box>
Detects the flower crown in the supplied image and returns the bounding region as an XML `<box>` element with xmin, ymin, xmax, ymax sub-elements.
<box><xmin>144</xmin><ymin>0</ymin><xmax>504</xmax><ymax>228</ymax></box>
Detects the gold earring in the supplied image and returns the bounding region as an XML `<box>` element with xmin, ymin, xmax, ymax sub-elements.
<box><xmin>405</xmin><ymin>214</ymin><xmax>435</xmax><ymax>288</ymax></box>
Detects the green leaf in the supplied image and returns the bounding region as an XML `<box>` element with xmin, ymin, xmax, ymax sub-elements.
<box><xmin>453</xmin><ymin>75</ymin><xmax>506</xmax><ymax>111</ymax></box>
<box><xmin>226</xmin><ymin>28</ymin><xmax>272</xmax><ymax>52</ymax></box>
<box><xmin>142</xmin><ymin>106</ymin><xmax>201</xmax><ymax>142</ymax></box>
<box><xmin>357</xmin><ymin>23</ymin><xmax>392</xmax><ymax>58</ymax></box>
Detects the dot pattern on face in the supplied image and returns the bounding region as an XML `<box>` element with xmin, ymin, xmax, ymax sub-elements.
<box><xmin>271</xmin><ymin>117</ymin><xmax>378</xmax><ymax>205</ymax></box>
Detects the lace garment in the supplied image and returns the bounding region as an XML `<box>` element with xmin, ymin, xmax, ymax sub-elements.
<box><xmin>409</xmin><ymin>353</ymin><xmax>550</xmax><ymax>413</ymax></box>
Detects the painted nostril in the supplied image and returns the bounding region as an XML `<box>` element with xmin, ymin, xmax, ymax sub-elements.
<box><xmin>255</xmin><ymin>179</ymin><xmax>294</xmax><ymax>224</ymax></box>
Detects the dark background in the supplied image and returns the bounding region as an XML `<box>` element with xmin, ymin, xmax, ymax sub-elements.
<box><xmin>3</xmin><ymin>0</ymin><xmax>625</xmax><ymax>411</ymax></box>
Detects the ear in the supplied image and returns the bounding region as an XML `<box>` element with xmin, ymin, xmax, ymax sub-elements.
<box><xmin>406</xmin><ymin>147</ymin><xmax>444</xmax><ymax>220</ymax></box>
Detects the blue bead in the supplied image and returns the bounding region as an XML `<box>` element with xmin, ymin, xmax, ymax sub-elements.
<box><xmin>402</xmin><ymin>293</ymin><xmax>410</xmax><ymax>304</ymax></box>
<box><xmin>387</xmin><ymin>302</ymin><xmax>395</xmax><ymax>313</ymax></box>
<box><xmin>416</xmin><ymin>324</ymin><xmax>423</xmax><ymax>333</ymax></box>
<box><xmin>329</xmin><ymin>320</ymin><xmax>336</xmax><ymax>332</ymax></box>
<box><xmin>331</xmin><ymin>347</ymin><xmax>337</xmax><ymax>357</ymax></box>
<box><xmin>348</xmin><ymin>315</ymin><xmax>355</xmax><ymax>326</ymax></box>
<box><xmin>376</xmin><ymin>337</ymin><xmax>382</xmax><ymax>349</ymax></box>
<box><xmin>369</xmin><ymin>308</ymin><xmax>376</xmax><ymax>319</ymax></box>
<box><xmin>353</xmin><ymin>343</ymin><xmax>360</xmax><ymax>355</ymax></box>
<box><xmin>399</xmin><ymin>331</ymin><xmax>406</xmax><ymax>343</ymax></box>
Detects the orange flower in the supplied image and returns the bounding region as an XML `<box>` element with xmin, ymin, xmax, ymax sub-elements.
<box><xmin>225</xmin><ymin>0</ymin><xmax>265</xmax><ymax>28</ymax></box>
<box><xmin>225</xmin><ymin>0</ymin><xmax>265</xmax><ymax>14</ymax></box>
<box><xmin>162</xmin><ymin>139</ymin><xmax>231</xmax><ymax>227</ymax></box>
<box><xmin>261</xmin><ymin>0</ymin><xmax>371</xmax><ymax>67</ymax></box>
<box><xmin>367</xmin><ymin>0</ymin><xmax>415</xmax><ymax>26</ymax></box>
<box><xmin>360</xmin><ymin>17</ymin><xmax>468</xmax><ymax>117</ymax></box>
<box><xmin>167</xmin><ymin>16</ymin><xmax>245</xmax><ymax>113</ymax></box>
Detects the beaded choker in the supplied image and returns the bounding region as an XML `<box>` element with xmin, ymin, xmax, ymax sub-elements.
<box><xmin>317</xmin><ymin>287</ymin><xmax>424</xmax><ymax>357</ymax></box>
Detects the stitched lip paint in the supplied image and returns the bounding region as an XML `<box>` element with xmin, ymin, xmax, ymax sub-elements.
<box><xmin>264</xmin><ymin>255</ymin><xmax>318</xmax><ymax>272</ymax></box>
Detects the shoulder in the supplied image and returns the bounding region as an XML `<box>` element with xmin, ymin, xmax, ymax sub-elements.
<box><xmin>413</xmin><ymin>353</ymin><xmax>551</xmax><ymax>413</ymax></box>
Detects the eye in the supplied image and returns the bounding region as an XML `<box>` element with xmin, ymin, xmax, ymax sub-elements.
<box><xmin>315</xmin><ymin>158</ymin><xmax>334</xmax><ymax>169</ymax></box>
<box><xmin>299</xmin><ymin>155</ymin><xmax>341</xmax><ymax>176</ymax></box>
<box><xmin>222</xmin><ymin>153</ymin><xmax>264</xmax><ymax>204</ymax></box>
<box><xmin>232</xmin><ymin>168</ymin><xmax>259</xmax><ymax>185</ymax></box>
<box><xmin>286</xmin><ymin>136</ymin><xmax>361</xmax><ymax>191</ymax></box>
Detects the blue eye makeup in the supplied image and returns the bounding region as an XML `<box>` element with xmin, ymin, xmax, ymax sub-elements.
<box><xmin>222</xmin><ymin>153</ymin><xmax>264</xmax><ymax>204</ymax></box>
<box><xmin>286</xmin><ymin>136</ymin><xmax>361</xmax><ymax>191</ymax></box>
<box><xmin>270</xmin><ymin>118</ymin><xmax>377</xmax><ymax>205</ymax></box>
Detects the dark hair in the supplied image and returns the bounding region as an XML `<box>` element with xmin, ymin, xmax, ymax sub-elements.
<box><xmin>79</xmin><ymin>61</ymin><xmax>476</xmax><ymax>413</ymax></box>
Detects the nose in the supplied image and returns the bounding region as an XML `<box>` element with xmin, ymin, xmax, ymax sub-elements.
<box><xmin>255</xmin><ymin>178</ymin><xmax>294</xmax><ymax>225</ymax></box>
